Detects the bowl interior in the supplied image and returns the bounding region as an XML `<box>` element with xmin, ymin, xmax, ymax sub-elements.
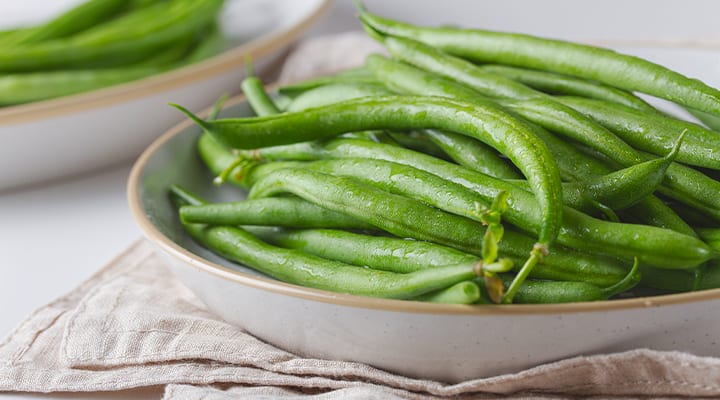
<box><xmin>137</xmin><ymin>99</ymin><xmax>274</xmax><ymax>279</ymax></box>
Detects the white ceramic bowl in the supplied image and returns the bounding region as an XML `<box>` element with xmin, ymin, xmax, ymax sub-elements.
<box><xmin>128</xmin><ymin>83</ymin><xmax>720</xmax><ymax>383</ymax></box>
<box><xmin>0</xmin><ymin>0</ymin><xmax>330</xmax><ymax>191</ymax></box>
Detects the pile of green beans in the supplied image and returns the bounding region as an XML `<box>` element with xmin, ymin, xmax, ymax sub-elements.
<box><xmin>170</xmin><ymin>4</ymin><xmax>720</xmax><ymax>305</ymax></box>
<box><xmin>0</xmin><ymin>0</ymin><xmax>225</xmax><ymax>105</ymax></box>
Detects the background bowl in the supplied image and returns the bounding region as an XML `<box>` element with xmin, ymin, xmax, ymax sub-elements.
<box><xmin>0</xmin><ymin>0</ymin><xmax>330</xmax><ymax>191</ymax></box>
<box><xmin>128</xmin><ymin>82</ymin><xmax>720</xmax><ymax>382</ymax></box>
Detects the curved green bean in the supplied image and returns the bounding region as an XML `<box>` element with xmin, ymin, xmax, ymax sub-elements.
<box><xmin>358</xmin><ymin>4</ymin><xmax>720</xmax><ymax>117</ymax></box>
<box><xmin>285</xmin><ymin>81</ymin><xmax>517</xmax><ymax>179</ymax></box>
<box><xmin>558</xmin><ymin>96</ymin><xmax>720</xmax><ymax>170</ymax></box>
<box><xmin>479</xmin><ymin>64</ymin><xmax>659</xmax><ymax>114</ymax></box>
<box><xmin>172</xmin><ymin>95</ymin><xmax>564</xmax><ymax>255</ymax></box>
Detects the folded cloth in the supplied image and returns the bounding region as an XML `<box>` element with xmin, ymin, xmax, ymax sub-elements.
<box><xmin>3</xmin><ymin>33</ymin><xmax>720</xmax><ymax>399</ymax></box>
<box><xmin>2</xmin><ymin>239</ymin><xmax>720</xmax><ymax>400</ymax></box>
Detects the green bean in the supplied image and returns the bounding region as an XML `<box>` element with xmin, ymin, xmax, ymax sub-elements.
<box><xmin>478</xmin><ymin>64</ymin><xmax>659</xmax><ymax>114</ymax></box>
<box><xmin>688</xmin><ymin>109</ymin><xmax>720</xmax><ymax>132</ymax></box>
<box><xmin>420</xmin><ymin>130</ymin><xmax>520</xmax><ymax>179</ymax></box>
<box><xmin>413</xmin><ymin>281</ymin><xmax>482</xmax><ymax>304</ymax></box>
<box><xmin>180</xmin><ymin>197</ymin><xmax>374</xmax><ymax>230</ymax></box>
<box><xmin>258</xmin><ymin>222</ymin><xmax>635</xmax><ymax>304</ymax></box>
<box><xmin>0</xmin><ymin>66</ymin><xmax>163</xmax><ymax>105</ymax></box>
<box><xmin>286</xmin><ymin>82</ymin><xmax>392</xmax><ymax>113</ymax></box>
<box><xmin>0</xmin><ymin>0</ymin><xmax>223</xmax><ymax>72</ymax></box>
<box><xmin>253</xmin><ymin>227</ymin><xmax>628</xmax><ymax>286</ymax></box>
<box><xmin>261</xmin><ymin>157</ymin><xmax>711</xmax><ymax>268</ymax></box>
<box><xmin>240</xmin><ymin>134</ymin><xmax>696</xmax><ymax>237</ymax></box>
<box><xmin>182</xmin><ymin>23</ymin><xmax>225</xmax><ymax>65</ymax></box>
<box><xmin>258</xmin><ymin>228</ymin><xmax>475</xmax><ymax>273</ymax></box>
<box><xmin>278</xmin><ymin>74</ymin><xmax>381</xmax><ymax>98</ymax></box>
<box><xmin>492</xmin><ymin>258</ymin><xmax>639</xmax><ymax>304</ymax></box>
<box><xmin>560</xmin><ymin>131</ymin><xmax>684</xmax><ymax>212</ymax></box>
<box><xmin>360</xmin><ymin>46</ymin><xmax>639</xmax><ymax>179</ymax></box>
<box><xmin>246</xmin><ymin>168</ymin><xmax>491</xmax><ymax>251</ymax></box>
<box><xmin>557</xmin><ymin>96</ymin><xmax>720</xmax><ymax>170</ymax></box>
<box><xmin>639</xmin><ymin>262</ymin><xmax>720</xmax><ymax>292</ymax></box>
<box><xmin>172</xmin><ymin>95</ymin><xmax>564</xmax><ymax>254</ymax></box>
<box><xmin>175</xmin><ymin>92</ymin><xmax>566</xmax><ymax>303</ymax></box>
<box><xmin>525</xmin><ymin>128</ymin><xmax>695</xmax><ymax>235</ymax></box>
<box><xmin>358</xmin><ymin>53</ymin><xmax>693</xmax><ymax>232</ymax></box>
<box><xmin>170</xmin><ymin>186</ymin><xmax>481</xmax><ymax>300</ymax></box>
<box><xmin>369</xmin><ymin>31</ymin><xmax>697</xmax><ymax>226</ymax></box>
<box><xmin>241</xmin><ymin>71</ymin><xmax>282</xmax><ymax>117</ymax></box>
<box><xmin>0</xmin><ymin>0</ymin><xmax>129</xmax><ymax>46</ymax></box>
<box><xmin>697</xmin><ymin>229</ymin><xmax>720</xmax><ymax>252</ymax></box>
<box><xmin>284</xmin><ymin>80</ymin><xmax>514</xmax><ymax>178</ymax></box>
<box><xmin>510</xmin><ymin>140</ymin><xmax>675</xmax><ymax>218</ymax></box>
<box><xmin>357</xmin><ymin>4</ymin><xmax>720</xmax><ymax>117</ymax></box>
<box><xmin>249</xmin><ymin>226</ymin><xmax>485</xmax><ymax>304</ymax></box>
<box><xmin>0</xmin><ymin>20</ymin><xmax>224</xmax><ymax>105</ymax></box>
<box><xmin>380</xmin><ymin>131</ymin><xmax>450</xmax><ymax>160</ymax></box>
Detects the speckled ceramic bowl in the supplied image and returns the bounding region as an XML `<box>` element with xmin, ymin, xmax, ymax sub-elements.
<box><xmin>127</xmin><ymin>88</ymin><xmax>720</xmax><ymax>382</ymax></box>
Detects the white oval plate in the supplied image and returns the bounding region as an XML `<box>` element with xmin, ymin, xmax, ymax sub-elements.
<box><xmin>0</xmin><ymin>0</ymin><xmax>330</xmax><ymax>191</ymax></box>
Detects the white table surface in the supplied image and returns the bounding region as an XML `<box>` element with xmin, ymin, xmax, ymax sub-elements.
<box><xmin>3</xmin><ymin>1</ymin><xmax>720</xmax><ymax>398</ymax></box>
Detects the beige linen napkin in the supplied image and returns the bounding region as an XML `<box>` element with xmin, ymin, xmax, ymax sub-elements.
<box><xmin>3</xmin><ymin>33</ymin><xmax>720</xmax><ymax>399</ymax></box>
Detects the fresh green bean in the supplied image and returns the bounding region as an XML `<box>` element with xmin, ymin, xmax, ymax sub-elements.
<box><xmin>359</xmin><ymin>48</ymin><xmax>640</xmax><ymax>181</ymax></box>
<box><xmin>557</xmin><ymin>96</ymin><xmax>720</xmax><ymax>170</ymax></box>
<box><xmin>241</xmin><ymin>72</ymin><xmax>282</xmax><ymax>117</ymax></box>
<box><xmin>357</xmin><ymin>4</ymin><xmax>720</xmax><ymax>117</ymax></box>
<box><xmin>698</xmin><ymin>229</ymin><xmax>720</xmax><ymax>253</ymax></box>
<box><xmin>239</xmin><ymin>134</ymin><xmax>696</xmax><ymax>237</ymax></box>
<box><xmin>247</xmin><ymin>168</ymin><xmax>493</xmax><ymax>252</ymax></box>
<box><xmin>380</xmin><ymin>131</ymin><xmax>450</xmax><ymax>160</ymax></box>
<box><xmin>170</xmin><ymin>186</ymin><xmax>481</xmax><ymax>300</ymax></box>
<box><xmin>278</xmin><ymin>74</ymin><xmax>381</xmax><ymax>98</ymax></box>
<box><xmin>285</xmin><ymin>81</ymin><xmax>516</xmax><ymax>178</ymax></box>
<box><xmin>0</xmin><ymin>0</ymin><xmax>129</xmax><ymax>46</ymax></box>
<box><xmin>413</xmin><ymin>282</ymin><xmax>482</xmax><ymax>304</ymax></box>
<box><xmin>172</xmin><ymin>95</ymin><xmax>565</xmax><ymax>256</ymax></box>
<box><xmin>558</xmin><ymin>131</ymin><xmax>683</xmax><ymax>212</ymax></box>
<box><xmin>640</xmin><ymin>262</ymin><xmax>720</xmax><ymax>292</ymax></box>
<box><xmin>0</xmin><ymin>67</ymin><xmax>164</xmax><ymax>105</ymax></box>
<box><xmin>253</xmin><ymin>227</ymin><xmax>628</xmax><ymax>286</ymax></box>
<box><xmin>420</xmin><ymin>130</ymin><xmax>521</xmax><ymax>179</ymax></box>
<box><xmin>365</xmin><ymin>35</ymin><xmax>704</xmax><ymax>226</ymax></box>
<box><xmin>246</xmin><ymin>165</ymin><xmax>713</xmax><ymax>269</ymax></box>
<box><xmin>286</xmin><ymin>82</ymin><xmax>392</xmax><ymax>113</ymax></box>
<box><xmin>491</xmin><ymin>258</ymin><xmax>639</xmax><ymax>304</ymax></box>
<box><xmin>180</xmin><ymin>197</ymin><xmax>374</xmax><ymax>230</ymax></box>
<box><xmin>0</xmin><ymin>0</ymin><xmax>223</xmax><ymax>72</ymax></box>
<box><xmin>478</xmin><ymin>64</ymin><xmax>659</xmax><ymax>114</ymax></box>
